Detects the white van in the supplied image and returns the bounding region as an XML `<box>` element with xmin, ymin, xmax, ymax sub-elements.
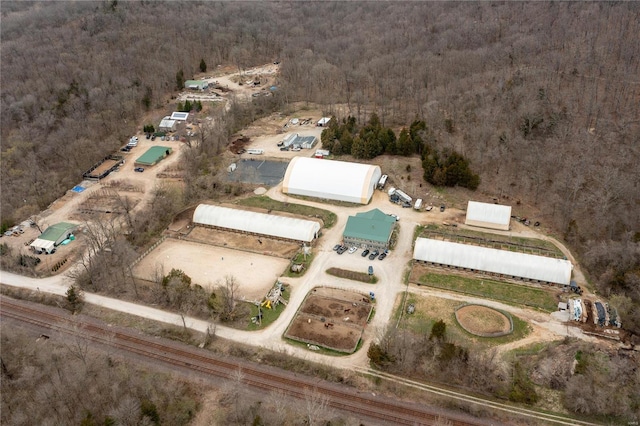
<box><xmin>414</xmin><ymin>199</ymin><xmax>423</xmax><ymax>210</ymax></box>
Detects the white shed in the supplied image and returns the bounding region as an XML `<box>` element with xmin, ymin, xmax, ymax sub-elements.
<box><xmin>465</xmin><ymin>201</ymin><xmax>512</xmax><ymax>231</ymax></box>
<box><xmin>170</xmin><ymin>112</ymin><xmax>189</xmax><ymax>121</ymax></box>
<box><xmin>413</xmin><ymin>237</ymin><xmax>572</xmax><ymax>285</ymax></box>
<box><xmin>282</xmin><ymin>157</ymin><xmax>382</xmax><ymax>204</ymax></box>
<box><xmin>159</xmin><ymin>117</ymin><xmax>177</xmax><ymax>132</ymax></box>
<box><xmin>193</xmin><ymin>204</ymin><xmax>321</xmax><ymax>243</ymax></box>
<box><xmin>317</xmin><ymin>117</ymin><xmax>331</xmax><ymax>127</ymax></box>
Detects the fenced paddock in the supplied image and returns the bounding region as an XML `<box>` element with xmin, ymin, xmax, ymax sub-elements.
<box><xmin>132</xmin><ymin>238</ymin><xmax>289</xmax><ymax>300</ymax></box>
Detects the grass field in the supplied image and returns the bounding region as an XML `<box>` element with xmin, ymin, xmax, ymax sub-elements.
<box><xmin>413</xmin><ymin>271</ymin><xmax>557</xmax><ymax>312</ymax></box>
<box><xmin>246</xmin><ymin>285</ymin><xmax>290</xmax><ymax>331</ymax></box>
<box><xmin>396</xmin><ymin>293</ymin><xmax>531</xmax><ymax>348</ymax></box>
<box><xmin>236</xmin><ymin>196</ymin><xmax>337</xmax><ymax>228</ymax></box>
<box><xmin>326</xmin><ymin>267</ymin><xmax>378</xmax><ymax>284</ymax></box>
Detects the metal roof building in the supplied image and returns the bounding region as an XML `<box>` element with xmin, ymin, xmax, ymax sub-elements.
<box><xmin>282</xmin><ymin>157</ymin><xmax>382</xmax><ymax>204</ymax></box>
<box><xmin>184</xmin><ymin>80</ymin><xmax>208</xmax><ymax>90</ymax></box>
<box><xmin>413</xmin><ymin>237</ymin><xmax>572</xmax><ymax>285</ymax></box>
<box><xmin>158</xmin><ymin>117</ymin><xmax>177</xmax><ymax>132</ymax></box>
<box><xmin>135</xmin><ymin>146</ymin><xmax>172</xmax><ymax>166</ymax></box>
<box><xmin>193</xmin><ymin>204</ymin><xmax>320</xmax><ymax>243</ymax></box>
<box><xmin>465</xmin><ymin>201</ymin><xmax>512</xmax><ymax>231</ymax></box>
<box><xmin>30</xmin><ymin>222</ymin><xmax>78</xmax><ymax>253</ymax></box>
<box><xmin>170</xmin><ymin>112</ymin><xmax>189</xmax><ymax>121</ymax></box>
<box><xmin>343</xmin><ymin>209</ymin><xmax>395</xmax><ymax>250</ymax></box>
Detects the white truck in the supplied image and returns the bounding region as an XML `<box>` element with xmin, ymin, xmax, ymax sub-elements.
<box><xmin>388</xmin><ymin>187</ymin><xmax>412</xmax><ymax>205</ymax></box>
<box><xmin>246</xmin><ymin>149</ymin><xmax>264</xmax><ymax>155</ymax></box>
<box><xmin>377</xmin><ymin>174</ymin><xmax>388</xmax><ymax>189</ymax></box>
<box><xmin>414</xmin><ymin>198</ymin><xmax>423</xmax><ymax>210</ymax></box>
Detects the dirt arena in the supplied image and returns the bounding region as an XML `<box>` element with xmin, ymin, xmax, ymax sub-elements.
<box><xmin>455</xmin><ymin>305</ymin><xmax>512</xmax><ymax>336</ymax></box>
<box><xmin>285</xmin><ymin>287</ymin><xmax>373</xmax><ymax>353</ymax></box>
<box><xmin>132</xmin><ymin>238</ymin><xmax>290</xmax><ymax>301</ymax></box>
<box><xmin>186</xmin><ymin>226</ymin><xmax>300</xmax><ymax>258</ymax></box>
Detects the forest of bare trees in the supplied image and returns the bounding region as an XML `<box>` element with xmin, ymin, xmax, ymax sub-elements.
<box><xmin>1</xmin><ymin>3</ymin><xmax>638</xmax><ymax>327</ymax></box>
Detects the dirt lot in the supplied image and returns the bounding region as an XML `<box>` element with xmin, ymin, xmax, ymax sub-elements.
<box><xmin>132</xmin><ymin>239</ymin><xmax>290</xmax><ymax>301</ymax></box>
<box><xmin>455</xmin><ymin>305</ymin><xmax>512</xmax><ymax>336</ymax></box>
<box><xmin>89</xmin><ymin>157</ymin><xmax>122</xmax><ymax>177</ymax></box>
<box><xmin>285</xmin><ymin>287</ymin><xmax>373</xmax><ymax>353</ymax></box>
<box><xmin>185</xmin><ymin>226</ymin><xmax>300</xmax><ymax>259</ymax></box>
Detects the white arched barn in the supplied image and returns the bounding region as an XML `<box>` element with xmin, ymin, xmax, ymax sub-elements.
<box><xmin>282</xmin><ymin>157</ymin><xmax>381</xmax><ymax>204</ymax></box>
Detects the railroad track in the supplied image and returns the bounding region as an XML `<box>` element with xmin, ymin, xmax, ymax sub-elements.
<box><xmin>1</xmin><ymin>296</ymin><xmax>488</xmax><ymax>426</ymax></box>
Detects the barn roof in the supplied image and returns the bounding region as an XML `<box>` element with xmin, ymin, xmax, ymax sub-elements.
<box><xmin>38</xmin><ymin>222</ymin><xmax>77</xmax><ymax>242</ymax></box>
<box><xmin>343</xmin><ymin>209</ymin><xmax>395</xmax><ymax>243</ymax></box>
<box><xmin>282</xmin><ymin>157</ymin><xmax>381</xmax><ymax>204</ymax></box>
<box><xmin>413</xmin><ymin>238</ymin><xmax>572</xmax><ymax>285</ymax></box>
<box><xmin>465</xmin><ymin>201</ymin><xmax>512</xmax><ymax>230</ymax></box>
<box><xmin>193</xmin><ymin>204</ymin><xmax>321</xmax><ymax>242</ymax></box>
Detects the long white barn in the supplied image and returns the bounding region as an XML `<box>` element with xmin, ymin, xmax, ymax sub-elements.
<box><xmin>465</xmin><ymin>201</ymin><xmax>512</xmax><ymax>231</ymax></box>
<box><xmin>413</xmin><ymin>238</ymin><xmax>572</xmax><ymax>285</ymax></box>
<box><xmin>282</xmin><ymin>157</ymin><xmax>381</xmax><ymax>204</ymax></box>
<box><xmin>193</xmin><ymin>204</ymin><xmax>320</xmax><ymax>243</ymax></box>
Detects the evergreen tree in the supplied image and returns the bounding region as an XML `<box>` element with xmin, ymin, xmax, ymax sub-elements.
<box><xmin>397</xmin><ymin>128</ymin><xmax>413</xmax><ymax>156</ymax></box>
<box><xmin>199</xmin><ymin>58</ymin><xmax>207</xmax><ymax>73</ymax></box>
<box><xmin>176</xmin><ymin>69</ymin><xmax>184</xmax><ymax>90</ymax></box>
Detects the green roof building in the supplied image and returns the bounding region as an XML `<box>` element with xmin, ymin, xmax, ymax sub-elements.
<box><xmin>184</xmin><ymin>80</ymin><xmax>209</xmax><ymax>90</ymax></box>
<box><xmin>30</xmin><ymin>222</ymin><xmax>78</xmax><ymax>253</ymax></box>
<box><xmin>343</xmin><ymin>209</ymin><xmax>396</xmax><ymax>250</ymax></box>
<box><xmin>135</xmin><ymin>146</ymin><xmax>172</xmax><ymax>166</ymax></box>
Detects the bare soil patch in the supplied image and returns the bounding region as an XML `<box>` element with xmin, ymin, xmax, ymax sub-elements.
<box><xmin>285</xmin><ymin>287</ymin><xmax>373</xmax><ymax>353</ymax></box>
<box><xmin>132</xmin><ymin>238</ymin><xmax>289</xmax><ymax>301</ymax></box>
<box><xmin>185</xmin><ymin>226</ymin><xmax>300</xmax><ymax>259</ymax></box>
<box><xmin>455</xmin><ymin>305</ymin><xmax>512</xmax><ymax>336</ymax></box>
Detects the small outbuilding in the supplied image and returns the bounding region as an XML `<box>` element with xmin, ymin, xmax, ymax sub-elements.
<box><xmin>30</xmin><ymin>222</ymin><xmax>78</xmax><ymax>254</ymax></box>
<box><xmin>170</xmin><ymin>112</ymin><xmax>189</xmax><ymax>121</ymax></box>
<box><xmin>184</xmin><ymin>80</ymin><xmax>208</xmax><ymax>90</ymax></box>
<box><xmin>135</xmin><ymin>146</ymin><xmax>172</xmax><ymax>166</ymax></box>
<box><xmin>158</xmin><ymin>117</ymin><xmax>177</xmax><ymax>132</ymax></box>
<box><xmin>465</xmin><ymin>201</ymin><xmax>512</xmax><ymax>231</ymax></box>
<box><xmin>343</xmin><ymin>209</ymin><xmax>396</xmax><ymax>250</ymax></box>
<box><xmin>317</xmin><ymin>117</ymin><xmax>331</xmax><ymax>127</ymax></box>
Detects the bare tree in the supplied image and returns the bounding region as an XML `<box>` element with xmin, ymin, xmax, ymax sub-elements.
<box><xmin>303</xmin><ymin>387</ymin><xmax>331</xmax><ymax>426</ymax></box>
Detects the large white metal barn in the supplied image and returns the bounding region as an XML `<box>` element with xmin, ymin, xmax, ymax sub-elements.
<box><xmin>413</xmin><ymin>238</ymin><xmax>572</xmax><ymax>285</ymax></box>
<box><xmin>281</xmin><ymin>157</ymin><xmax>382</xmax><ymax>204</ymax></box>
<box><xmin>465</xmin><ymin>201</ymin><xmax>512</xmax><ymax>231</ymax></box>
<box><xmin>193</xmin><ymin>204</ymin><xmax>320</xmax><ymax>243</ymax></box>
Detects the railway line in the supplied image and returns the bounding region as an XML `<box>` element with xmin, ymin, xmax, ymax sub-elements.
<box><xmin>1</xmin><ymin>296</ymin><xmax>491</xmax><ymax>426</ymax></box>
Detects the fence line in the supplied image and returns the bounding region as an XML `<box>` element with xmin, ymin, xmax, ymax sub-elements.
<box><xmin>130</xmin><ymin>235</ymin><xmax>167</xmax><ymax>268</ymax></box>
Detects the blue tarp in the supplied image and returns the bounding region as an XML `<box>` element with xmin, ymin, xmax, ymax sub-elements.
<box><xmin>72</xmin><ymin>186</ymin><xmax>86</xmax><ymax>193</ymax></box>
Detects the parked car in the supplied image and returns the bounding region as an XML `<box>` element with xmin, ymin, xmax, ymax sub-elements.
<box><xmin>348</xmin><ymin>246</ymin><xmax>358</xmax><ymax>254</ymax></box>
<box><xmin>361</xmin><ymin>249</ymin><xmax>370</xmax><ymax>257</ymax></box>
<box><xmin>337</xmin><ymin>246</ymin><xmax>347</xmax><ymax>254</ymax></box>
<box><xmin>425</xmin><ymin>205</ymin><xmax>433</xmax><ymax>211</ymax></box>
<box><xmin>134</xmin><ymin>167</ymin><xmax>145</xmax><ymax>173</ymax></box>
<box><xmin>378</xmin><ymin>253</ymin><xmax>387</xmax><ymax>260</ymax></box>
<box><xmin>369</xmin><ymin>250</ymin><xmax>379</xmax><ymax>260</ymax></box>
<box><xmin>333</xmin><ymin>244</ymin><xmax>341</xmax><ymax>251</ymax></box>
<box><xmin>388</xmin><ymin>214</ymin><xmax>399</xmax><ymax>221</ymax></box>
<box><xmin>440</xmin><ymin>204</ymin><xmax>446</xmax><ymax>212</ymax></box>
<box><xmin>368</xmin><ymin>266</ymin><xmax>374</xmax><ymax>275</ymax></box>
